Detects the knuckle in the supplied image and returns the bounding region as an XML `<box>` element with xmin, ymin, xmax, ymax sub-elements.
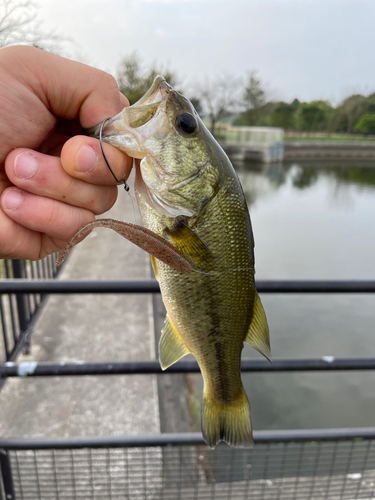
<box><xmin>97</xmin><ymin>71</ymin><xmax>119</xmax><ymax>93</ymax></box>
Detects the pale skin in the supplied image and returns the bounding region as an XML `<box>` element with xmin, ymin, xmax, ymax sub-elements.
<box><xmin>0</xmin><ymin>45</ymin><xmax>133</xmax><ymax>260</ymax></box>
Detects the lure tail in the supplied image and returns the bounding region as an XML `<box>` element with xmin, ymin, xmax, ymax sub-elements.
<box><xmin>201</xmin><ymin>386</ymin><xmax>253</xmax><ymax>448</ymax></box>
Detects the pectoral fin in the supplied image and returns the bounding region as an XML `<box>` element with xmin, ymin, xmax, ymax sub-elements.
<box><xmin>159</xmin><ymin>314</ymin><xmax>190</xmax><ymax>370</ymax></box>
<box><xmin>165</xmin><ymin>221</ymin><xmax>215</xmax><ymax>270</ymax></box>
<box><xmin>56</xmin><ymin>219</ymin><xmax>192</xmax><ymax>274</ymax></box>
<box><xmin>245</xmin><ymin>292</ymin><xmax>272</xmax><ymax>362</ymax></box>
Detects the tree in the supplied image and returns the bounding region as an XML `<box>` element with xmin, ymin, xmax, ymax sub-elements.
<box><xmin>339</xmin><ymin>94</ymin><xmax>368</xmax><ymax>133</ymax></box>
<box><xmin>291</xmin><ymin>99</ymin><xmax>300</xmax><ymax>111</ymax></box>
<box><xmin>117</xmin><ymin>52</ymin><xmax>177</xmax><ymax>105</ymax></box>
<box><xmin>354</xmin><ymin>113</ymin><xmax>375</xmax><ymax>134</ymax></box>
<box><xmin>194</xmin><ymin>74</ymin><xmax>243</xmax><ymax>136</ymax></box>
<box><xmin>0</xmin><ymin>0</ymin><xmax>65</xmax><ymax>50</ymax></box>
<box><xmin>243</xmin><ymin>71</ymin><xmax>266</xmax><ymax>110</ymax></box>
<box><xmin>324</xmin><ymin>107</ymin><xmax>347</xmax><ymax>133</ymax></box>
<box><xmin>297</xmin><ymin>104</ymin><xmax>324</xmax><ymax>131</ymax></box>
<box><xmin>295</xmin><ymin>101</ymin><xmax>332</xmax><ymax>131</ymax></box>
<box><xmin>268</xmin><ymin>102</ymin><xmax>296</xmax><ymax>129</ymax></box>
<box><xmin>238</xmin><ymin>71</ymin><xmax>268</xmax><ymax>126</ymax></box>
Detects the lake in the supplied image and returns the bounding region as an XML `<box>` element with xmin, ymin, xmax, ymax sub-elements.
<box><xmin>233</xmin><ymin>159</ymin><xmax>375</xmax><ymax>431</ymax></box>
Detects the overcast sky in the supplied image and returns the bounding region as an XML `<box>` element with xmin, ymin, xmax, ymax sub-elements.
<box><xmin>36</xmin><ymin>0</ymin><xmax>375</xmax><ymax>104</ymax></box>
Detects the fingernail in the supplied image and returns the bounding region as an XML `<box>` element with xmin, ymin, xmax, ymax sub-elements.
<box><xmin>76</xmin><ymin>145</ymin><xmax>97</xmax><ymax>172</ymax></box>
<box><xmin>2</xmin><ymin>189</ymin><xmax>23</xmax><ymax>210</ymax></box>
<box><xmin>14</xmin><ymin>153</ymin><xmax>38</xmax><ymax>179</ymax></box>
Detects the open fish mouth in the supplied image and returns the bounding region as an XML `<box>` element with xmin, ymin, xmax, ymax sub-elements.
<box><xmin>88</xmin><ymin>75</ymin><xmax>200</xmax><ymax>217</ymax></box>
<box><xmin>88</xmin><ymin>75</ymin><xmax>170</xmax><ymax>152</ymax></box>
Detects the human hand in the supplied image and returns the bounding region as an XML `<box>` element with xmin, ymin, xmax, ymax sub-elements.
<box><xmin>0</xmin><ymin>45</ymin><xmax>132</xmax><ymax>260</ymax></box>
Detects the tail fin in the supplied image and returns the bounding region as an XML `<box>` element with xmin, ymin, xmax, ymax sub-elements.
<box><xmin>201</xmin><ymin>387</ymin><xmax>253</xmax><ymax>448</ymax></box>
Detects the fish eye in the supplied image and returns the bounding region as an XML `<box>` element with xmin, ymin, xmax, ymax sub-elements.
<box><xmin>175</xmin><ymin>112</ymin><xmax>197</xmax><ymax>136</ymax></box>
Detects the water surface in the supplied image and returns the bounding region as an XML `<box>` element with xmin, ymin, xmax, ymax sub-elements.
<box><xmin>235</xmin><ymin>160</ymin><xmax>375</xmax><ymax>430</ymax></box>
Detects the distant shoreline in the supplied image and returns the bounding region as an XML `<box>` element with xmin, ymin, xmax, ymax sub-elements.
<box><xmin>284</xmin><ymin>132</ymin><xmax>375</xmax><ymax>144</ymax></box>
<box><xmin>284</xmin><ymin>142</ymin><xmax>375</xmax><ymax>161</ymax></box>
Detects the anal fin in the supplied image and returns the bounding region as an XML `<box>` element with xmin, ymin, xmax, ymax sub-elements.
<box><xmin>245</xmin><ymin>292</ymin><xmax>272</xmax><ymax>362</ymax></box>
<box><xmin>159</xmin><ymin>314</ymin><xmax>190</xmax><ymax>370</ymax></box>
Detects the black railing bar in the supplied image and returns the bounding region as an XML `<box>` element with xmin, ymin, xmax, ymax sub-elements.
<box><xmin>7</xmin><ymin>294</ymin><xmax>50</xmax><ymax>362</ymax></box>
<box><xmin>0</xmin><ymin>297</ymin><xmax>10</xmax><ymax>360</ymax></box>
<box><xmin>1</xmin><ymin>279</ymin><xmax>375</xmax><ymax>294</ymax></box>
<box><xmin>2</xmin><ymin>357</ymin><xmax>375</xmax><ymax>377</ymax></box>
<box><xmin>11</xmin><ymin>261</ymin><xmax>29</xmax><ymax>333</ymax></box>
<box><xmin>0</xmin><ymin>279</ymin><xmax>159</xmax><ymax>294</ymax></box>
<box><xmin>2</xmin><ymin>427</ymin><xmax>375</xmax><ymax>450</ymax></box>
<box><xmin>0</xmin><ymin>296</ymin><xmax>51</xmax><ymax>391</ymax></box>
<box><xmin>0</xmin><ymin>450</ymin><xmax>15</xmax><ymax>499</ymax></box>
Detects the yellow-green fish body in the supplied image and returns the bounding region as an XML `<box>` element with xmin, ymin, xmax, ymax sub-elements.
<box><xmin>93</xmin><ymin>76</ymin><xmax>271</xmax><ymax>447</ymax></box>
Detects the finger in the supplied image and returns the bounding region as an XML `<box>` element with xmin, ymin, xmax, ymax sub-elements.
<box><xmin>40</xmin><ymin>92</ymin><xmax>129</xmax><ymax>157</ymax></box>
<box><xmin>119</xmin><ymin>92</ymin><xmax>129</xmax><ymax>108</ymax></box>
<box><xmin>2</xmin><ymin>46</ymin><xmax>129</xmax><ymax>127</ymax></box>
<box><xmin>61</xmin><ymin>135</ymin><xmax>133</xmax><ymax>185</ymax></box>
<box><xmin>0</xmin><ymin>187</ymin><xmax>94</xmax><ymax>259</ymax></box>
<box><xmin>0</xmin><ymin>206</ymin><xmax>64</xmax><ymax>260</ymax></box>
<box><xmin>5</xmin><ymin>148</ymin><xmax>118</xmax><ymax>215</ymax></box>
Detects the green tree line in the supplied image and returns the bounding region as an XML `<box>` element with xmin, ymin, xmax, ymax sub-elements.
<box><xmin>245</xmin><ymin>93</ymin><xmax>375</xmax><ymax>135</ymax></box>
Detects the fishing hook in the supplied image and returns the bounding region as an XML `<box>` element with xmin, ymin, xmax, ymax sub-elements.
<box><xmin>99</xmin><ymin>117</ymin><xmax>130</xmax><ymax>192</ymax></box>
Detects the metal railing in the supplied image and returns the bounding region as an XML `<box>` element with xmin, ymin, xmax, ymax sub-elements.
<box><xmin>0</xmin><ymin>257</ymin><xmax>60</xmax><ymax>363</ymax></box>
<box><xmin>2</xmin><ymin>431</ymin><xmax>375</xmax><ymax>499</ymax></box>
<box><xmin>1</xmin><ymin>260</ymin><xmax>375</xmax><ymax>499</ymax></box>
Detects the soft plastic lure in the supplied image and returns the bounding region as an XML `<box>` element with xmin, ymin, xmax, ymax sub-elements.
<box><xmin>56</xmin><ymin>218</ymin><xmax>192</xmax><ymax>274</ymax></box>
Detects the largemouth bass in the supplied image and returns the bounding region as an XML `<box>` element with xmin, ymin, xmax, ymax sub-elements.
<box><xmin>58</xmin><ymin>76</ymin><xmax>271</xmax><ymax>447</ymax></box>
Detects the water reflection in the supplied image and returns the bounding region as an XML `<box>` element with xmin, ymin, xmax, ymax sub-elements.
<box><xmin>237</xmin><ymin>160</ymin><xmax>375</xmax><ymax>280</ymax></box>
<box><xmin>235</xmin><ymin>160</ymin><xmax>375</xmax><ymax>209</ymax></box>
<box><xmin>237</xmin><ymin>160</ymin><xmax>375</xmax><ymax>430</ymax></box>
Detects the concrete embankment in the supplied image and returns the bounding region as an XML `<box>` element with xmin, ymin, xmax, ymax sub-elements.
<box><xmin>284</xmin><ymin>142</ymin><xmax>375</xmax><ymax>161</ymax></box>
<box><xmin>220</xmin><ymin>140</ymin><xmax>375</xmax><ymax>163</ymax></box>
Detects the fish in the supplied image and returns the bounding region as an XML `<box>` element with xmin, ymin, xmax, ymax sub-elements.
<box><xmin>58</xmin><ymin>76</ymin><xmax>271</xmax><ymax>448</ymax></box>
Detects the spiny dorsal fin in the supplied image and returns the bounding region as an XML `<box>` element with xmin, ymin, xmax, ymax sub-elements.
<box><xmin>159</xmin><ymin>314</ymin><xmax>190</xmax><ymax>370</ymax></box>
<box><xmin>245</xmin><ymin>292</ymin><xmax>272</xmax><ymax>362</ymax></box>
